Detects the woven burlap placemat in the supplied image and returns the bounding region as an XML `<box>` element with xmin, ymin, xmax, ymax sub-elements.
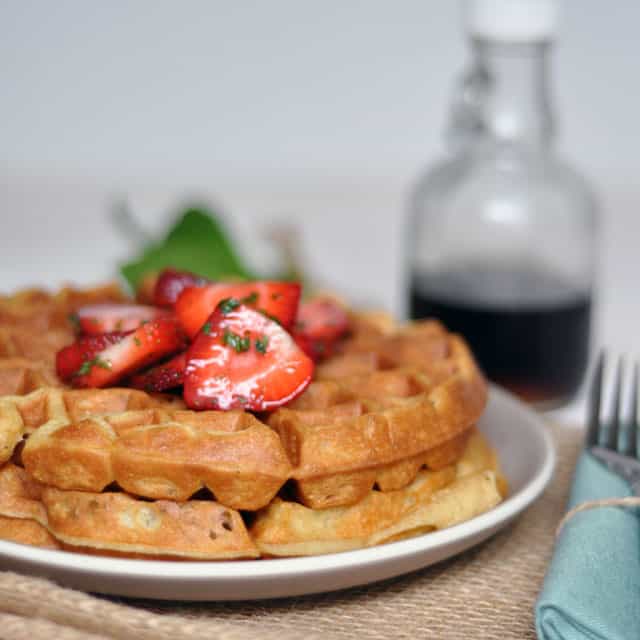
<box><xmin>0</xmin><ymin>423</ymin><xmax>580</xmax><ymax>640</ymax></box>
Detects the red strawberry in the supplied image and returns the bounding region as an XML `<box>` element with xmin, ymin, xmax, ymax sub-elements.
<box><xmin>129</xmin><ymin>351</ymin><xmax>187</xmax><ymax>392</ymax></box>
<box><xmin>183</xmin><ymin>301</ymin><xmax>313</xmax><ymax>411</ymax></box>
<box><xmin>175</xmin><ymin>281</ymin><xmax>301</xmax><ymax>338</ymax></box>
<box><xmin>73</xmin><ymin>304</ymin><xmax>169</xmax><ymax>335</ymax></box>
<box><xmin>293</xmin><ymin>299</ymin><xmax>351</xmax><ymax>361</ymax></box>
<box><xmin>56</xmin><ymin>332</ymin><xmax>130</xmax><ymax>382</ymax></box>
<box><xmin>70</xmin><ymin>317</ymin><xmax>186</xmax><ymax>388</ymax></box>
<box><xmin>153</xmin><ymin>268</ymin><xmax>208</xmax><ymax>307</ymax></box>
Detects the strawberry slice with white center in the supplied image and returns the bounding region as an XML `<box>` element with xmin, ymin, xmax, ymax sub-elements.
<box><xmin>175</xmin><ymin>281</ymin><xmax>301</xmax><ymax>339</ymax></box>
<box><xmin>183</xmin><ymin>301</ymin><xmax>314</xmax><ymax>411</ymax></box>
<box><xmin>293</xmin><ymin>298</ymin><xmax>351</xmax><ymax>361</ymax></box>
<box><xmin>56</xmin><ymin>332</ymin><xmax>130</xmax><ymax>382</ymax></box>
<box><xmin>153</xmin><ymin>268</ymin><xmax>209</xmax><ymax>307</ymax></box>
<box><xmin>69</xmin><ymin>317</ymin><xmax>186</xmax><ymax>388</ymax></box>
<box><xmin>73</xmin><ymin>303</ymin><xmax>169</xmax><ymax>335</ymax></box>
<box><xmin>129</xmin><ymin>351</ymin><xmax>187</xmax><ymax>392</ymax></box>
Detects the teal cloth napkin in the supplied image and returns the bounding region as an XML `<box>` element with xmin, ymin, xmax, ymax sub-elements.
<box><xmin>535</xmin><ymin>450</ymin><xmax>640</xmax><ymax>639</ymax></box>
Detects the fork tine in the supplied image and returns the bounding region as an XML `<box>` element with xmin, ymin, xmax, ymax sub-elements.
<box><xmin>617</xmin><ymin>359</ymin><xmax>634</xmax><ymax>456</ymax></box>
<box><xmin>606</xmin><ymin>357</ymin><xmax>623</xmax><ymax>451</ymax></box>
<box><xmin>632</xmin><ymin>362</ymin><xmax>639</xmax><ymax>459</ymax></box>
<box><xmin>586</xmin><ymin>352</ymin><xmax>605</xmax><ymax>446</ymax></box>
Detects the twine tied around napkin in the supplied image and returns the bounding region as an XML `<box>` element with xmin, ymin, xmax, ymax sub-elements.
<box><xmin>536</xmin><ymin>448</ymin><xmax>640</xmax><ymax>640</ymax></box>
<box><xmin>555</xmin><ymin>496</ymin><xmax>640</xmax><ymax>538</ymax></box>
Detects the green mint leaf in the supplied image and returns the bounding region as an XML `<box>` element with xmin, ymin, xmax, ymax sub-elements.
<box><xmin>119</xmin><ymin>207</ymin><xmax>256</xmax><ymax>290</ymax></box>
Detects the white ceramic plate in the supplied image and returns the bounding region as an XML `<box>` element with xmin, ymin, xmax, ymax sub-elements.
<box><xmin>0</xmin><ymin>385</ymin><xmax>554</xmax><ymax>601</ymax></box>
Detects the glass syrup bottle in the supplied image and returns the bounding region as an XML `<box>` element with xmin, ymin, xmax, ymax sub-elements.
<box><xmin>407</xmin><ymin>0</ymin><xmax>598</xmax><ymax>408</ymax></box>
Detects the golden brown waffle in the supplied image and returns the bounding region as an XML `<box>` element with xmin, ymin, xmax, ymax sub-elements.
<box><xmin>23</xmin><ymin>406</ymin><xmax>292</xmax><ymax>510</ymax></box>
<box><xmin>0</xmin><ymin>283</ymin><xmax>129</xmax><ymax>397</ymax></box>
<box><xmin>0</xmin><ymin>358</ymin><xmax>62</xmax><ymax>397</ymax></box>
<box><xmin>43</xmin><ymin>489</ymin><xmax>259</xmax><ymax>559</ymax></box>
<box><xmin>0</xmin><ymin>428</ymin><xmax>503</xmax><ymax>558</ymax></box>
<box><xmin>0</xmin><ymin>461</ymin><xmax>62</xmax><ymax>549</ymax></box>
<box><xmin>0</xmin><ymin>327</ymin><xmax>71</xmax><ymax>401</ymax></box>
<box><xmin>0</xmin><ymin>515</ymin><xmax>61</xmax><ymax>549</ymax></box>
<box><xmin>0</xmin><ymin>460</ymin><xmax>47</xmax><ymax>522</ymax></box>
<box><xmin>0</xmin><ymin>387</ymin><xmax>185</xmax><ymax>464</ymax></box>
<box><xmin>267</xmin><ymin>325</ymin><xmax>487</xmax><ymax>509</ymax></box>
<box><xmin>0</xmin><ymin>326</ymin><xmax>73</xmax><ymax>371</ymax></box>
<box><xmin>251</xmin><ymin>428</ymin><xmax>506</xmax><ymax>556</ymax></box>
<box><xmin>0</xmin><ymin>463</ymin><xmax>258</xmax><ymax>559</ymax></box>
<box><xmin>0</xmin><ymin>283</ymin><xmax>126</xmax><ymax>332</ymax></box>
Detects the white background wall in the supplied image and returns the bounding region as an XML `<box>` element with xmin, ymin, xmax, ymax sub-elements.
<box><xmin>2</xmin><ymin>1</ymin><xmax>639</xmax><ymax>184</ymax></box>
<box><xmin>1</xmin><ymin>1</ymin><xmax>638</xmax><ymax>360</ymax></box>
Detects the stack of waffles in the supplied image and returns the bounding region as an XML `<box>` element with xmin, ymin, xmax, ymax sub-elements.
<box><xmin>0</xmin><ymin>284</ymin><xmax>507</xmax><ymax>559</ymax></box>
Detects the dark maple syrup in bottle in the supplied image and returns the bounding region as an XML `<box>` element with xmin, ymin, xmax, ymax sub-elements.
<box><xmin>406</xmin><ymin>2</ymin><xmax>598</xmax><ymax>408</ymax></box>
<box><xmin>410</xmin><ymin>265</ymin><xmax>592</xmax><ymax>407</ymax></box>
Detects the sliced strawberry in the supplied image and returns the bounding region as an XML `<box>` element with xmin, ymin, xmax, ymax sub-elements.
<box><xmin>56</xmin><ymin>332</ymin><xmax>130</xmax><ymax>382</ymax></box>
<box><xmin>73</xmin><ymin>303</ymin><xmax>169</xmax><ymax>335</ymax></box>
<box><xmin>175</xmin><ymin>281</ymin><xmax>301</xmax><ymax>338</ymax></box>
<box><xmin>292</xmin><ymin>332</ymin><xmax>324</xmax><ymax>361</ymax></box>
<box><xmin>70</xmin><ymin>317</ymin><xmax>186</xmax><ymax>388</ymax></box>
<box><xmin>129</xmin><ymin>351</ymin><xmax>187</xmax><ymax>392</ymax></box>
<box><xmin>153</xmin><ymin>268</ymin><xmax>209</xmax><ymax>307</ymax></box>
<box><xmin>293</xmin><ymin>299</ymin><xmax>351</xmax><ymax>361</ymax></box>
<box><xmin>183</xmin><ymin>302</ymin><xmax>313</xmax><ymax>411</ymax></box>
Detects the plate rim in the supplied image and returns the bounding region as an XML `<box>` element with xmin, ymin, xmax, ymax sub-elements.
<box><xmin>0</xmin><ymin>385</ymin><xmax>556</xmax><ymax>583</ymax></box>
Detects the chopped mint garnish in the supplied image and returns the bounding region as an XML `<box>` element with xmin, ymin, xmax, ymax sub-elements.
<box><xmin>218</xmin><ymin>298</ymin><xmax>240</xmax><ymax>315</ymax></box>
<box><xmin>75</xmin><ymin>356</ymin><xmax>112</xmax><ymax>377</ymax></box>
<box><xmin>222</xmin><ymin>328</ymin><xmax>251</xmax><ymax>353</ymax></box>
<box><xmin>255</xmin><ymin>335</ymin><xmax>269</xmax><ymax>354</ymax></box>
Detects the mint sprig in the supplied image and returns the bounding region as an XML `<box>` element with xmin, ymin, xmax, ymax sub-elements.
<box><xmin>119</xmin><ymin>207</ymin><xmax>256</xmax><ymax>290</ymax></box>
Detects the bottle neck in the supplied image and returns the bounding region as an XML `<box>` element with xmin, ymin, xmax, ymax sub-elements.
<box><xmin>471</xmin><ymin>39</ymin><xmax>554</xmax><ymax>146</ymax></box>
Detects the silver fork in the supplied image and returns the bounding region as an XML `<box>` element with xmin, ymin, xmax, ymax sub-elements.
<box><xmin>586</xmin><ymin>352</ymin><xmax>640</xmax><ymax>494</ymax></box>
